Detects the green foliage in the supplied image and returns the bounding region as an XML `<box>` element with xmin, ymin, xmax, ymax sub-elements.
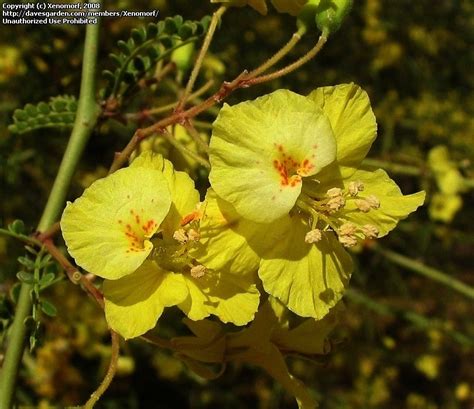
<box><xmin>8</xmin><ymin>95</ymin><xmax>77</xmax><ymax>135</ymax></box>
<box><xmin>15</xmin><ymin>248</ymin><xmax>61</xmax><ymax>351</ymax></box>
<box><xmin>102</xmin><ymin>15</ymin><xmax>211</xmax><ymax>101</ymax></box>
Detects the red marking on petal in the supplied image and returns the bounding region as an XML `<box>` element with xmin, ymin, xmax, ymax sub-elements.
<box><xmin>181</xmin><ymin>212</ymin><xmax>199</xmax><ymax>226</ymax></box>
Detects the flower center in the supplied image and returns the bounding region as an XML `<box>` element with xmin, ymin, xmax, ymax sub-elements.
<box><xmin>150</xmin><ymin>224</ymin><xmax>206</xmax><ymax>278</ymax></box>
<box><xmin>151</xmin><ymin>239</ymin><xmax>191</xmax><ymax>272</ymax></box>
<box><xmin>118</xmin><ymin>208</ymin><xmax>158</xmax><ymax>253</ymax></box>
<box><xmin>296</xmin><ymin>180</ymin><xmax>380</xmax><ymax>247</ymax></box>
<box><xmin>272</xmin><ymin>143</ymin><xmax>316</xmax><ymax>187</ymax></box>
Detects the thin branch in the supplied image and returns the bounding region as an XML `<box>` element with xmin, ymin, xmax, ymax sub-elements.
<box><xmin>109</xmin><ymin>33</ymin><xmax>329</xmax><ymax>173</ymax></box>
<box><xmin>192</xmin><ymin>120</ymin><xmax>213</xmax><ymax>129</ymax></box>
<box><xmin>363</xmin><ymin>158</ymin><xmax>424</xmax><ymax>177</ymax></box>
<box><xmin>162</xmin><ymin>129</ymin><xmax>210</xmax><ymax>169</ymax></box>
<box><xmin>84</xmin><ymin>330</ymin><xmax>120</xmax><ymax>409</ymax></box>
<box><xmin>246</xmin><ymin>26</ymin><xmax>306</xmax><ymax>79</ymax></box>
<box><xmin>370</xmin><ymin>243</ymin><xmax>474</xmax><ymax>301</ymax></box>
<box><xmin>183</xmin><ymin>120</ymin><xmax>209</xmax><ymax>153</ymax></box>
<box><xmin>0</xmin><ymin>228</ymin><xmax>41</xmax><ymax>247</ymax></box>
<box><xmin>40</xmin><ymin>238</ymin><xmax>104</xmax><ymax>308</ymax></box>
<box><xmin>127</xmin><ymin>79</ymin><xmax>214</xmax><ymax>120</ymax></box>
<box><xmin>243</xmin><ymin>35</ymin><xmax>327</xmax><ymax>87</ymax></box>
<box><xmin>345</xmin><ymin>288</ymin><xmax>474</xmax><ymax>347</ymax></box>
<box><xmin>175</xmin><ymin>6</ymin><xmax>227</xmax><ymax>112</ymax></box>
<box><xmin>36</xmin><ymin>221</ymin><xmax>61</xmax><ymax>242</ymax></box>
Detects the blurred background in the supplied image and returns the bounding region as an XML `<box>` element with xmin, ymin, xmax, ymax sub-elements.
<box><xmin>0</xmin><ymin>0</ymin><xmax>473</xmax><ymax>408</ymax></box>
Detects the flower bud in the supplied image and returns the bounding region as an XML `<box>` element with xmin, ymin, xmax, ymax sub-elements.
<box><xmin>298</xmin><ymin>0</ymin><xmax>353</xmax><ymax>36</ymax></box>
<box><xmin>315</xmin><ymin>0</ymin><xmax>353</xmax><ymax>35</ymax></box>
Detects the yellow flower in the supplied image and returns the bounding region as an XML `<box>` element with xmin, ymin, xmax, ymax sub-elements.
<box><xmin>208</xmin><ymin>83</ymin><xmax>425</xmax><ymax>319</ymax></box>
<box><xmin>61</xmin><ymin>153</ymin><xmax>260</xmax><ymax>339</ymax></box>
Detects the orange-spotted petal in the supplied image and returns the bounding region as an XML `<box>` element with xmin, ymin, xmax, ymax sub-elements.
<box><xmin>61</xmin><ymin>166</ymin><xmax>171</xmax><ymax>280</ymax></box>
<box><xmin>209</xmin><ymin>89</ymin><xmax>336</xmax><ymax>223</ymax></box>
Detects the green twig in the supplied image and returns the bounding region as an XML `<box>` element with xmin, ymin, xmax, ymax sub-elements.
<box><xmin>162</xmin><ymin>129</ymin><xmax>210</xmax><ymax>169</ymax></box>
<box><xmin>84</xmin><ymin>331</ymin><xmax>120</xmax><ymax>409</ymax></box>
<box><xmin>246</xmin><ymin>26</ymin><xmax>306</xmax><ymax>79</ymax></box>
<box><xmin>243</xmin><ymin>34</ymin><xmax>327</xmax><ymax>86</ymax></box>
<box><xmin>130</xmin><ymin>79</ymin><xmax>214</xmax><ymax>118</ymax></box>
<box><xmin>0</xmin><ymin>228</ymin><xmax>41</xmax><ymax>247</ymax></box>
<box><xmin>0</xmin><ymin>18</ymin><xmax>101</xmax><ymax>409</ymax></box>
<box><xmin>175</xmin><ymin>6</ymin><xmax>227</xmax><ymax>111</ymax></box>
<box><xmin>363</xmin><ymin>157</ymin><xmax>474</xmax><ymax>189</ymax></box>
<box><xmin>371</xmin><ymin>244</ymin><xmax>474</xmax><ymax>301</ymax></box>
<box><xmin>362</xmin><ymin>158</ymin><xmax>422</xmax><ymax>176</ymax></box>
<box><xmin>345</xmin><ymin>288</ymin><xmax>474</xmax><ymax>347</ymax></box>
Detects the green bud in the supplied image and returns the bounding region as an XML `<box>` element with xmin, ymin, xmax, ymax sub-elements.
<box><xmin>297</xmin><ymin>0</ymin><xmax>352</xmax><ymax>36</ymax></box>
<box><xmin>171</xmin><ymin>42</ymin><xmax>195</xmax><ymax>73</ymax></box>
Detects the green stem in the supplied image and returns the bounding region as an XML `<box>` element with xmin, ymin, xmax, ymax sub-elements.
<box><xmin>84</xmin><ymin>331</ymin><xmax>120</xmax><ymax>409</ymax></box>
<box><xmin>0</xmin><ymin>229</ymin><xmax>41</xmax><ymax>247</ymax></box>
<box><xmin>362</xmin><ymin>158</ymin><xmax>423</xmax><ymax>177</ymax></box>
<box><xmin>162</xmin><ymin>130</ymin><xmax>210</xmax><ymax>169</ymax></box>
<box><xmin>140</xmin><ymin>79</ymin><xmax>214</xmax><ymax>117</ymax></box>
<box><xmin>345</xmin><ymin>288</ymin><xmax>474</xmax><ymax>347</ymax></box>
<box><xmin>371</xmin><ymin>244</ymin><xmax>474</xmax><ymax>301</ymax></box>
<box><xmin>175</xmin><ymin>6</ymin><xmax>227</xmax><ymax>111</ymax></box>
<box><xmin>363</xmin><ymin>157</ymin><xmax>474</xmax><ymax>189</ymax></box>
<box><xmin>245</xmin><ymin>34</ymin><xmax>327</xmax><ymax>86</ymax></box>
<box><xmin>246</xmin><ymin>26</ymin><xmax>306</xmax><ymax>79</ymax></box>
<box><xmin>0</xmin><ymin>19</ymin><xmax>101</xmax><ymax>409</ymax></box>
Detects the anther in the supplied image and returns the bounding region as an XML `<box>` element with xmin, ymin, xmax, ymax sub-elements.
<box><xmin>190</xmin><ymin>264</ymin><xmax>206</xmax><ymax>278</ymax></box>
<box><xmin>348</xmin><ymin>180</ymin><xmax>364</xmax><ymax>196</ymax></box>
<box><xmin>327</xmin><ymin>196</ymin><xmax>345</xmax><ymax>213</ymax></box>
<box><xmin>361</xmin><ymin>224</ymin><xmax>379</xmax><ymax>239</ymax></box>
<box><xmin>338</xmin><ymin>235</ymin><xmax>358</xmax><ymax>247</ymax></box>
<box><xmin>187</xmin><ymin>229</ymin><xmax>200</xmax><ymax>242</ymax></box>
<box><xmin>173</xmin><ymin>228</ymin><xmax>188</xmax><ymax>244</ymax></box>
<box><xmin>339</xmin><ymin>222</ymin><xmax>357</xmax><ymax>236</ymax></box>
<box><xmin>338</xmin><ymin>222</ymin><xmax>358</xmax><ymax>247</ymax></box>
<box><xmin>305</xmin><ymin>229</ymin><xmax>322</xmax><ymax>244</ymax></box>
<box><xmin>354</xmin><ymin>199</ymin><xmax>371</xmax><ymax>213</ymax></box>
<box><xmin>326</xmin><ymin>187</ymin><xmax>343</xmax><ymax>197</ymax></box>
<box><xmin>366</xmin><ymin>195</ymin><xmax>380</xmax><ymax>209</ymax></box>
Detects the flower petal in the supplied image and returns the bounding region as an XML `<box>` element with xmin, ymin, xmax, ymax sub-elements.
<box><xmin>210</xmin><ymin>89</ymin><xmax>336</xmax><ymax>223</ymax></box>
<box><xmin>307</xmin><ymin>83</ymin><xmax>377</xmax><ymax>179</ymax></box>
<box><xmin>192</xmin><ymin>190</ymin><xmax>261</xmax><ymax>275</ymax></box>
<box><xmin>271</xmin><ymin>298</ymin><xmax>343</xmax><ymax>356</ymax></box>
<box><xmin>179</xmin><ymin>270</ymin><xmax>260</xmax><ymax>325</ymax></box>
<box><xmin>103</xmin><ymin>260</ymin><xmax>188</xmax><ymax>339</ymax></box>
<box><xmin>257</xmin><ymin>214</ymin><xmax>352</xmax><ymax>319</ymax></box>
<box><xmin>341</xmin><ymin>168</ymin><xmax>426</xmax><ymax>236</ymax></box>
<box><xmin>61</xmin><ymin>167</ymin><xmax>171</xmax><ymax>280</ymax></box>
<box><xmin>130</xmin><ymin>151</ymin><xmax>200</xmax><ymax>239</ymax></box>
